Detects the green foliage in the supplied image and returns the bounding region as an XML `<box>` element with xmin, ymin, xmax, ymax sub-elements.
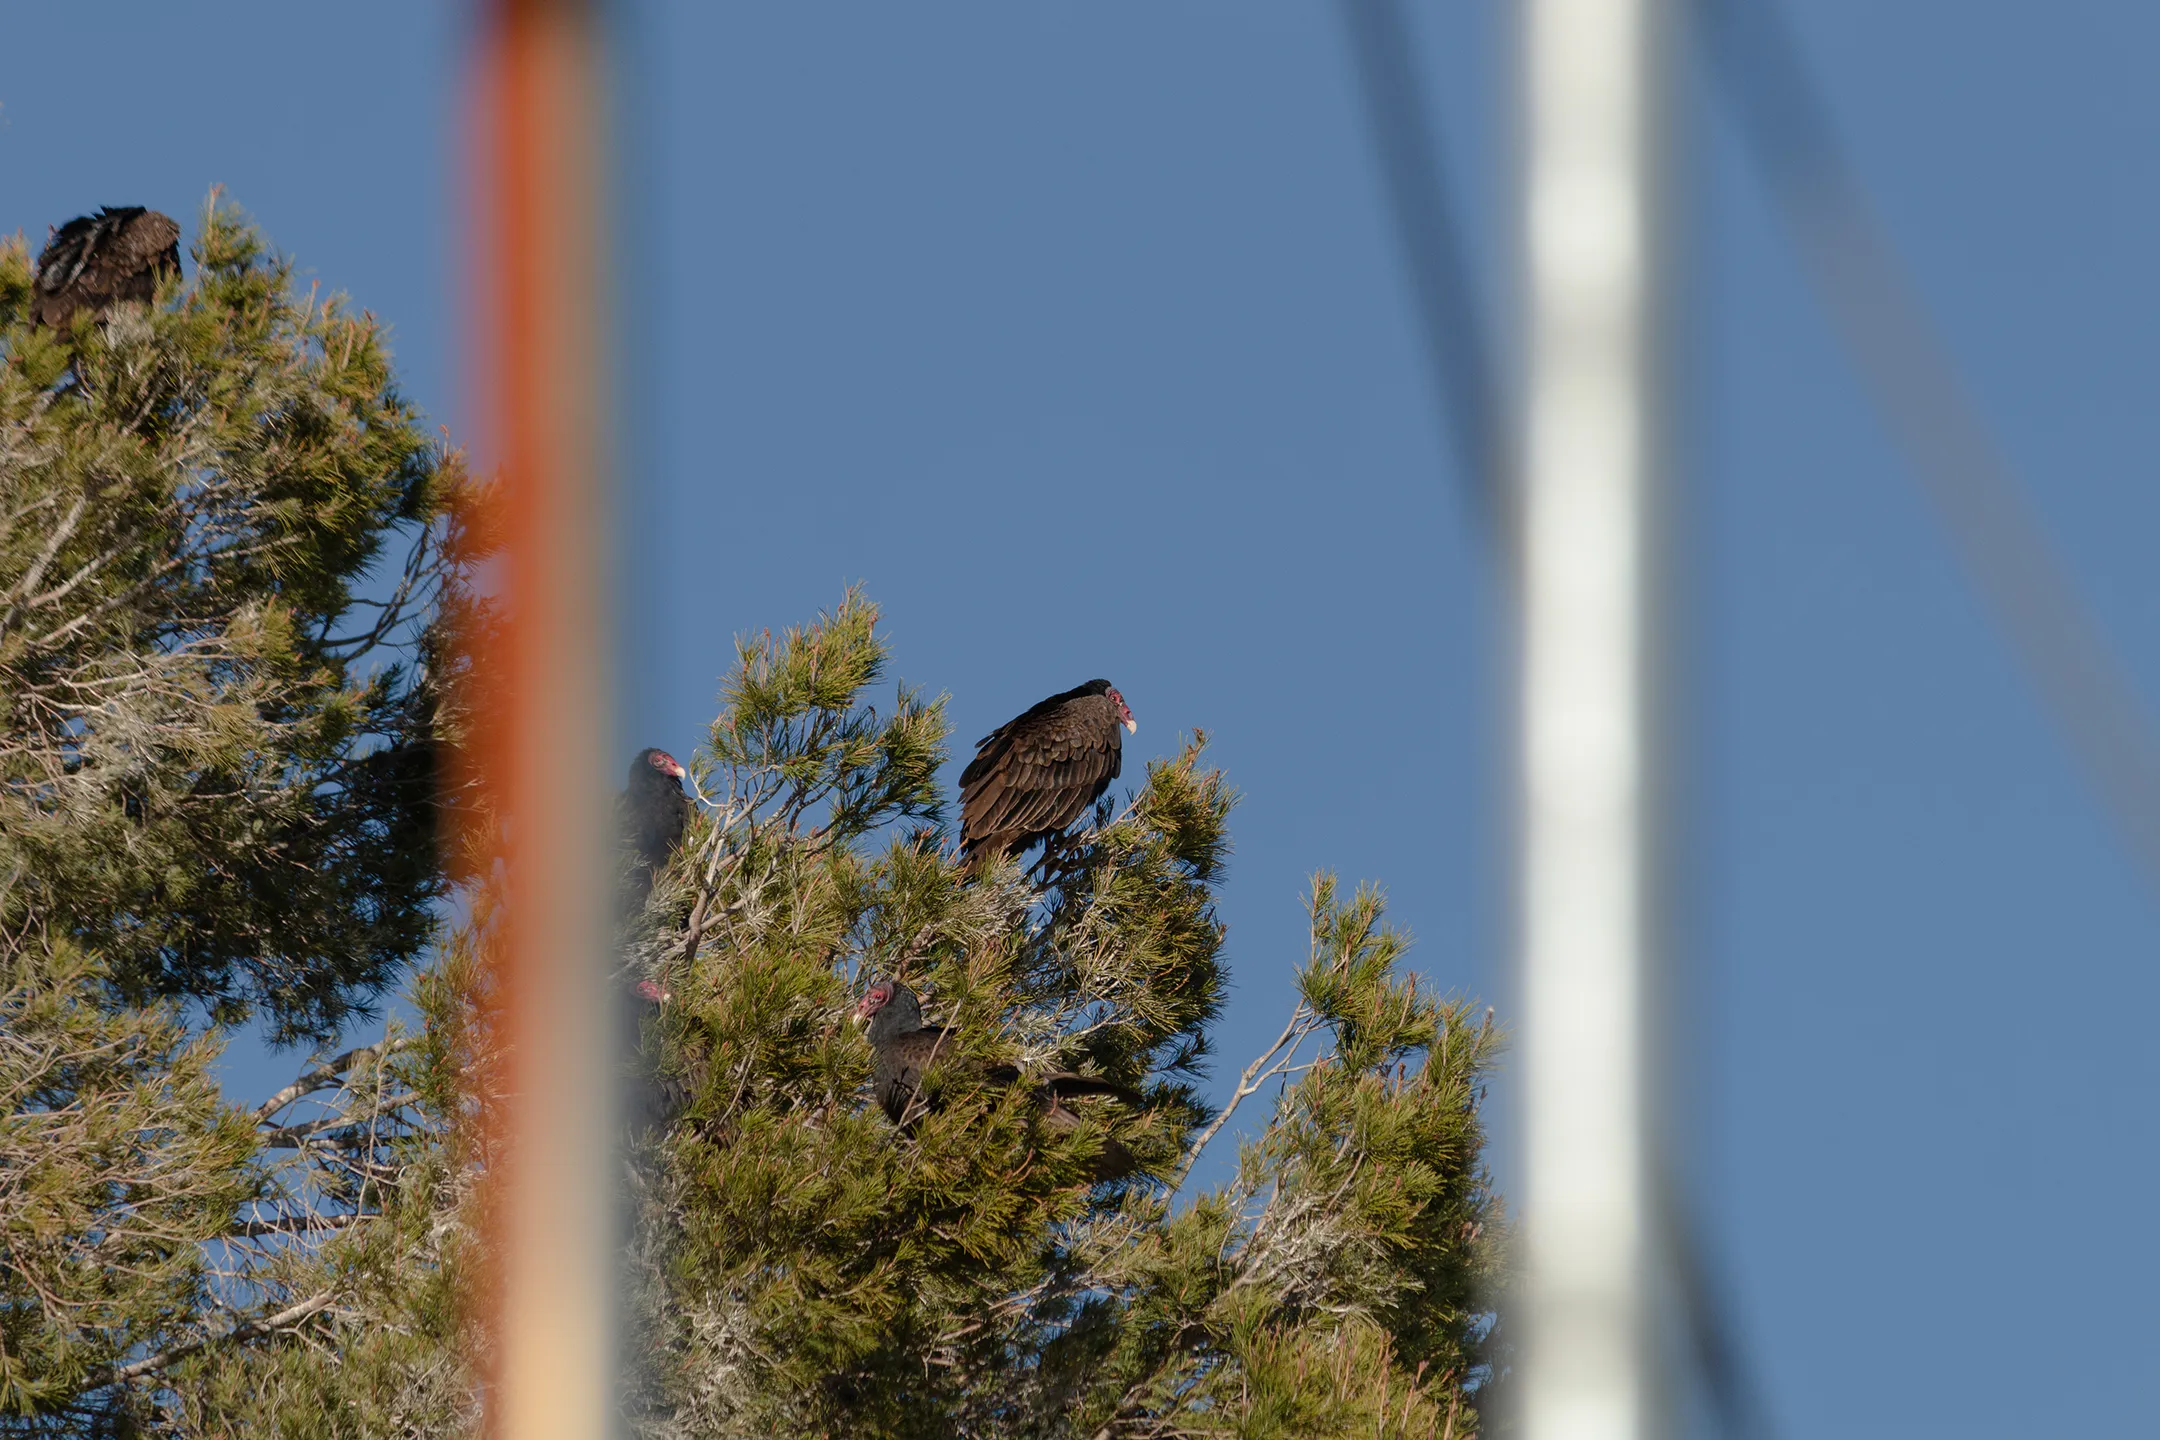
<box><xmin>0</xmin><ymin>934</ymin><xmax>257</xmax><ymax>1429</ymax></box>
<box><xmin>0</xmin><ymin>197</ymin><xmax>464</xmax><ymax>1043</ymax></box>
<box><xmin>0</xmin><ymin>892</ymin><xmax>494</xmax><ymax>1437</ymax></box>
<box><xmin>0</xmin><ymin>187</ymin><xmax>1507</xmax><ymax>1433</ymax></box>
<box><xmin>157</xmin><ymin>932</ymin><xmax>495</xmax><ymax>1439</ymax></box>
<box><xmin>0</xmin><ymin>200</ymin><xmax>489</xmax><ymax>1436</ymax></box>
<box><xmin>627</xmin><ymin>595</ymin><xmax>1506</xmax><ymax>1438</ymax></box>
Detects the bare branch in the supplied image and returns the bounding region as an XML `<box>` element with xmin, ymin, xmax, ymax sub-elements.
<box><xmin>92</xmin><ymin>1290</ymin><xmax>336</xmax><ymax>1387</ymax></box>
<box><xmin>228</xmin><ymin>1210</ymin><xmax>371</xmax><ymax>1240</ymax></box>
<box><xmin>0</xmin><ymin>491</ymin><xmax>88</xmax><ymax>642</ymax></box>
<box><xmin>254</xmin><ymin>1037</ymin><xmax>414</xmax><ymax>1122</ymax></box>
<box><xmin>1170</xmin><ymin>998</ymin><xmax>1316</xmax><ymax>1194</ymax></box>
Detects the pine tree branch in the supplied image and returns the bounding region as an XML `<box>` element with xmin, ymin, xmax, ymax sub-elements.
<box><xmin>89</xmin><ymin>1289</ymin><xmax>336</xmax><ymax>1387</ymax></box>
<box><xmin>228</xmin><ymin>1209</ymin><xmax>371</xmax><ymax>1239</ymax></box>
<box><xmin>671</xmin><ymin>793</ymin><xmax>753</xmax><ymax>979</ymax></box>
<box><xmin>253</xmin><ymin>1037</ymin><xmax>414</xmax><ymax>1121</ymax></box>
<box><xmin>257</xmin><ymin>1095</ymin><xmax>418</xmax><ymax>1150</ymax></box>
<box><xmin>0</xmin><ymin>491</ymin><xmax>87</xmax><ymax>642</ymax></box>
<box><xmin>1170</xmin><ymin>999</ymin><xmax>1315</xmax><ymax>1193</ymax></box>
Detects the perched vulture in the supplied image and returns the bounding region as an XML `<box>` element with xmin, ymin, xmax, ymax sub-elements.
<box><xmin>619</xmin><ymin>746</ymin><xmax>690</xmax><ymax>907</ymax></box>
<box><xmin>31</xmin><ymin>207</ymin><xmax>183</xmax><ymax>330</ymax></box>
<box><xmin>852</xmin><ymin>977</ymin><xmax>1139</xmax><ymax>1179</ymax></box>
<box><xmin>958</xmin><ymin>679</ymin><xmax>1136</xmax><ymax>860</ymax></box>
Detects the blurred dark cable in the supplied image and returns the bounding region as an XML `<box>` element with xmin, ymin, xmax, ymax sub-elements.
<box><xmin>1696</xmin><ymin>0</ymin><xmax>2160</xmax><ymax>895</ymax></box>
<box><xmin>1334</xmin><ymin>6</ymin><xmax>1779</xmax><ymax>1437</ymax></box>
<box><xmin>1662</xmin><ymin>1183</ymin><xmax>1782</xmax><ymax>1440</ymax></box>
<box><xmin>1333</xmin><ymin>0</ymin><xmax>1508</xmax><ymax>548</ymax></box>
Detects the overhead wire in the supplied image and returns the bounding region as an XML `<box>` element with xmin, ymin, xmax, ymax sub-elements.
<box><xmin>1345</xmin><ymin>0</ymin><xmax>2160</xmax><ymax>1427</ymax></box>
<box><xmin>1695</xmin><ymin>0</ymin><xmax>2160</xmax><ymax>897</ymax></box>
<box><xmin>1334</xmin><ymin>0</ymin><xmax>1509</xmax><ymax>550</ymax></box>
<box><xmin>1663</xmin><ymin>1179</ymin><xmax>1782</xmax><ymax>1440</ymax></box>
<box><xmin>1331</xmin><ymin>3</ymin><xmax>1779</xmax><ymax>1437</ymax></box>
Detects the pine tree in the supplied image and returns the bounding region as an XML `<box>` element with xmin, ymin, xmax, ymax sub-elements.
<box><xmin>0</xmin><ymin>199</ymin><xmax>490</xmax><ymax>1433</ymax></box>
<box><xmin>1</xmin><ymin>198</ymin><xmax>462</xmax><ymax>1045</ymax></box>
<box><xmin>2</xmin><ymin>197</ymin><xmax>1506</xmax><ymax>1435</ymax></box>
<box><xmin>620</xmin><ymin>591</ymin><xmax>1509</xmax><ymax>1438</ymax></box>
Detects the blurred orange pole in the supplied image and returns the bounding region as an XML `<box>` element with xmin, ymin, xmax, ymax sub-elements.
<box><xmin>477</xmin><ymin>1</ymin><xmax>614</xmax><ymax>1436</ymax></box>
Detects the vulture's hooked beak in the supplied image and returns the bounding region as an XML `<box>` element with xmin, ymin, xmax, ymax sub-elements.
<box><xmin>1123</xmin><ymin>717</ymin><xmax>1138</xmax><ymax>735</ymax></box>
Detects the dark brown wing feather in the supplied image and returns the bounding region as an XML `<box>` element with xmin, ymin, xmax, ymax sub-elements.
<box><xmin>625</xmin><ymin>781</ymin><xmax>690</xmax><ymax>872</ymax></box>
<box><xmin>989</xmin><ymin>1063</ymin><xmax>1141</xmax><ymax>1180</ymax></box>
<box><xmin>617</xmin><ymin>769</ymin><xmax>690</xmax><ymax>910</ymax></box>
<box><xmin>985</xmin><ymin>1064</ymin><xmax>1141</xmax><ymax>1107</ymax></box>
<box><xmin>865</xmin><ymin>1001</ymin><xmax>1139</xmax><ymax>1176</ymax></box>
<box><xmin>959</xmin><ymin>688</ymin><xmax>1123</xmax><ymax>857</ymax></box>
<box><xmin>32</xmin><ymin>207</ymin><xmax>182</xmax><ymax>329</ymax></box>
<box><xmin>871</xmin><ymin>1024</ymin><xmax>961</xmax><ymax>1121</ymax></box>
<box><xmin>880</xmin><ymin>1037</ymin><xmax>1138</xmax><ymax>1124</ymax></box>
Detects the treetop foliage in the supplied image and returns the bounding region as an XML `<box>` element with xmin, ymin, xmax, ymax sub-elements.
<box><xmin>619</xmin><ymin>590</ymin><xmax>1506</xmax><ymax>1438</ymax></box>
<box><xmin>0</xmin><ymin>196</ymin><xmax>473</xmax><ymax>1042</ymax></box>
<box><xmin>0</xmin><ymin>200</ymin><xmax>1505</xmax><ymax>1437</ymax></box>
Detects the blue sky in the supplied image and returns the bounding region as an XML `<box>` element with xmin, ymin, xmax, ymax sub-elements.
<box><xmin>8</xmin><ymin>5</ymin><xmax>2159</xmax><ymax>1434</ymax></box>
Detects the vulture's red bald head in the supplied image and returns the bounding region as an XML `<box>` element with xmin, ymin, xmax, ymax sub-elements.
<box><xmin>636</xmin><ymin>747</ymin><xmax>686</xmax><ymax>782</ymax></box>
<box><xmin>853</xmin><ymin>979</ymin><xmax>897</xmax><ymax>1025</ymax></box>
<box><xmin>1106</xmin><ymin>687</ymin><xmax>1137</xmax><ymax>734</ymax></box>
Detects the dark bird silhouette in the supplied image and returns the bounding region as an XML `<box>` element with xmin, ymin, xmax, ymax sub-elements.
<box><xmin>612</xmin><ymin>749</ymin><xmax>691</xmax><ymax>1132</ymax></box>
<box><xmin>619</xmin><ymin>747</ymin><xmax>690</xmax><ymax>907</ymax></box>
<box><xmin>31</xmin><ymin>207</ymin><xmax>182</xmax><ymax>330</ymax></box>
<box><xmin>852</xmin><ymin>977</ymin><xmax>1139</xmax><ymax>1178</ymax></box>
<box><xmin>958</xmin><ymin>680</ymin><xmax>1136</xmax><ymax>861</ymax></box>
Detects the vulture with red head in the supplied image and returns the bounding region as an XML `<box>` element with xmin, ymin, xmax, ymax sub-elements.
<box><xmin>958</xmin><ymin>680</ymin><xmax>1136</xmax><ymax>861</ymax></box>
<box><xmin>31</xmin><ymin>207</ymin><xmax>182</xmax><ymax>330</ymax></box>
<box><xmin>852</xmin><ymin>977</ymin><xmax>1138</xmax><ymax>1178</ymax></box>
<box><xmin>619</xmin><ymin>746</ymin><xmax>690</xmax><ymax>907</ymax></box>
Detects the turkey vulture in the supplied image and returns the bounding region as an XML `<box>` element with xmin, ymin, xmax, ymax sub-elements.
<box><xmin>852</xmin><ymin>976</ymin><xmax>1138</xmax><ymax>1178</ymax></box>
<box><xmin>31</xmin><ymin>207</ymin><xmax>182</xmax><ymax>330</ymax></box>
<box><xmin>619</xmin><ymin>746</ymin><xmax>690</xmax><ymax>906</ymax></box>
<box><xmin>958</xmin><ymin>680</ymin><xmax>1136</xmax><ymax>860</ymax></box>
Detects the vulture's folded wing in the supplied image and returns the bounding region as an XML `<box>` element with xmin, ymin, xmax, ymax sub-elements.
<box><xmin>960</xmin><ymin>694</ymin><xmax>1122</xmax><ymax>854</ymax></box>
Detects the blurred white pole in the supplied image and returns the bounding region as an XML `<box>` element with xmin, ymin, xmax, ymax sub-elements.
<box><xmin>1517</xmin><ymin>2</ymin><xmax>1671</xmax><ymax>1439</ymax></box>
